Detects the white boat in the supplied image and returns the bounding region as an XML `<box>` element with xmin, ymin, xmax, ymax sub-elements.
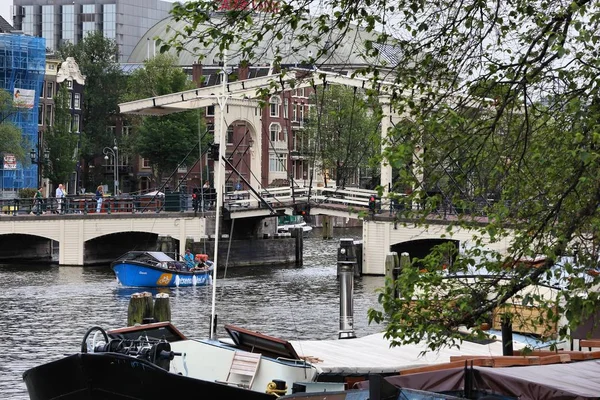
<box><xmin>278</xmin><ymin>215</ymin><xmax>313</xmax><ymax>234</ymax></box>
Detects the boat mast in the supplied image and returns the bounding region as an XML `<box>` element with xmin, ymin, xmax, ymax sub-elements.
<box><xmin>210</xmin><ymin>52</ymin><xmax>229</xmax><ymax>340</ymax></box>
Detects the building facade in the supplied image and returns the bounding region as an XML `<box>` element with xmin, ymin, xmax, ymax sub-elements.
<box><xmin>0</xmin><ymin>33</ymin><xmax>45</xmax><ymax>197</ymax></box>
<box><xmin>11</xmin><ymin>0</ymin><xmax>173</xmax><ymax>61</ymax></box>
<box><xmin>38</xmin><ymin>56</ymin><xmax>86</xmax><ymax>195</ymax></box>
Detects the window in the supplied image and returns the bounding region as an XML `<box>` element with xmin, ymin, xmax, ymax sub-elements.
<box><xmin>38</xmin><ymin>104</ymin><xmax>44</xmax><ymax>125</ymax></box>
<box><xmin>22</xmin><ymin>6</ymin><xmax>35</xmax><ymax>36</ymax></box>
<box><xmin>42</xmin><ymin>5</ymin><xmax>55</xmax><ymax>51</ymax></box>
<box><xmin>74</xmin><ymin>93</ymin><xmax>80</xmax><ymax>109</ymax></box>
<box><xmin>299</xmin><ymin>104</ymin><xmax>305</xmax><ymax>122</ymax></box>
<box><xmin>45</xmin><ymin>104</ymin><xmax>53</xmax><ymax>126</ymax></box>
<box><xmin>47</xmin><ymin>82</ymin><xmax>53</xmax><ymax>99</ymax></box>
<box><xmin>69</xmin><ymin>92</ymin><xmax>73</xmax><ymax>109</ymax></box>
<box><xmin>281</xmin><ymin>126</ymin><xmax>287</xmax><ymax>142</ymax></box>
<box><xmin>292</xmin><ymin>131</ymin><xmax>297</xmax><ymax>151</ymax></box>
<box><xmin>292</xmin><ymin>102</ymin><xmax>297</xmax><ymax>121</ymax></box>
<box><xmin>62</xmin><ymin>4</ymin><xmax>75</xmax><ymax>44</ymax></box>
<box><xmin>206</xmin><ymin>105</ymin><xmax>215</xmax><ymax>116</ymax></box>
<box><xmin>227</xmin><ymin>126</ymin><xmax>234</xmax><ymax>144</ymax></box>
<box><xmin>269</xmin><ymin>123</ymin><xmax>281</xmax><ymax>142</ymax></box>
<box><xmin>142</xmin><ymin>158</ymin><xmax>150</xmax><ymax>168</ymax></box>
<box><xmin>66</xmin><ymin>80</ymin><xmax>73</xmax><ymax>89</ymax></box>
<box><xmin>122</xmin><ymin>125</ymin><xmax>131</xmax><ymax>165</ymax></box>
<box><xmin>107</xmin><ymin>126</ymin><xmax>116</xmax><ymax>135</ymax></box>
<box><xmin>283</xmin><ymin>98</ymin><xmax>288</xmax><ymax>119</ymax></box>
<box><xmin>40</xmin><ymin>81</ymin><xmax>45</xmax><ymax>98</ymax></box>
<box><xmin>269</xmin><ymin>153</ymin><xmax>287</xmax><ymax>172</ymax></box>
<box><xmin>269</xmin><ymin>96</ymin><xmax>280</xmax><ymax>117</ymax></box>
<box><xmin>102</xmin><ymin>4</ymin><xmax>116</xmax><ymax>39</ymax></box>
<box><xmin>72</xmin><ymin>114</ymin><xmax>80</xmax><ymax>132</ymax></box>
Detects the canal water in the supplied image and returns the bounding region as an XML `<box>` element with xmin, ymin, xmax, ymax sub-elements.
<box><xmin>0</xmin><ymin>228</ymin><xmax>386</xmax><ymax>399</ymax></box>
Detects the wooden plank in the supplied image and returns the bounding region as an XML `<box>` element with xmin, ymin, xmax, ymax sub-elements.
<box><xmin>514</xmin><ymin>350</ymin><xmax>600</xmax><ymax>361</ymax></box>
<box><xmin>399</xmin><ymin>359</ymin><xmax>492</xmax><ymax>375</ymax></box>
<box><xmin>449</xmin><ymin>355</ymin><xmax>534</xmax><ymax>362</ymax></box>
<box><xmin>539</xmin><ymin>354</ymin><xmax>571</xmax><ymax>364</ymax></box>
<box><xmin>492</xmin><ymin>357</ymin><xmax>540</xmax><ymax>367</ymax></box>
<box><xmin>579</xmin><ymin>339</ymin><xmax>600</xmax><ymax>349</ymax></box>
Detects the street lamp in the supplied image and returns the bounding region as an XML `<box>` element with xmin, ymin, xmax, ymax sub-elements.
<box><xmin>30</xmin><ymin>146</ymin><xmax>50</xmax><ymax>188</ymax></box>
<box><xmin>103</xmin><ymin>139</ymin><xmax>119</xmax><ymax>195</ymax></box>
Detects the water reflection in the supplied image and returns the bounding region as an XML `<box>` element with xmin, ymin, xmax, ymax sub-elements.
<box><xmin>0</xmin><ymin>228</ymin><xmax>386</xmax><ymax>399</ymax></box>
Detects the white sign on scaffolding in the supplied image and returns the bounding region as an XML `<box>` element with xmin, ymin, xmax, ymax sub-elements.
<box><xmin>3</xmin><ymin>154</ymin><xmax>17</xmax><ymax>169</ymax></box>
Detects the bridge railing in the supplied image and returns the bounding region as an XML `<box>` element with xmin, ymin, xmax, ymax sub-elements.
<box><xmin>0</xmin><ymin>193</ymin><xmax>191</xmax><ymax>215</ymax></box>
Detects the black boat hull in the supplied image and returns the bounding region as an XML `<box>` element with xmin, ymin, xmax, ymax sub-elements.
<box><xmin>23</xmin><ymin>352</ymin><xmax>275</xmax><ymax>400</ymax></box>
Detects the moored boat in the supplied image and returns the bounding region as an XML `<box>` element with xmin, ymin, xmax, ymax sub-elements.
<box><xmin>22</xmin><ymin>319</ymin><xmax>543</xmax><ymax>400</ymax></box>
<box><xmin>277</xmin><ymin>215</ymin><xmax>313</xmax><ymax>235</ymax></box>
<box><xmin>111</xmin><ymin>251</ymin><xmax>213</xmax><ymax>287</ymax></box>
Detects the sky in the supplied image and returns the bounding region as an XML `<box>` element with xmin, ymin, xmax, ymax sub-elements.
<box><xmin>1</xmin><ymin>0</ymin><xmax>12</xmax><ymax>27</ymax></box>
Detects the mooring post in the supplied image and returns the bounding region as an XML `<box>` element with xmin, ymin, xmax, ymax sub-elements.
<box><xmin>394</xmin><ymin>252</ymin><xmax>410</xmax><ymax>299</ymax></box>
<box><xmin>322</xmin><ymin>215</ymin><xmax>334</xmax><ymax>239</ymax></box>
<box><xmin>338</xmin><ymin>238</ymin><xmax>357</xmax><ymax>339</ymax></box>
<box><xmin>385</xmin><ymin>252</ymin><xmax>397</xmax><ymax>281</ymax></box>
<box><xmin>337</xmin><ymin>239</ymin><xmax>356</xmax><ymax>276</ymax></box>
<box><xmin>501</xmin><ymin>316</ymin><xmax>514</xmax><ymax>356</ymax></box>
<box><xmin>209</xmin><ymin>314</ymin><xmax>218</xmax><ymax>339</ymax></box>
<box><xmin>290</xmin><ymin>227</ymin><xmax>303</xmax><ymax>266</ymax></box>
<box><xmin>353</xmin><ymin>240</ymin><xmax>363</xmax><ymax>277</ymax></box>
<box><xmin>127</xmin><ymin>292</ymin><xmax>154</xmax><ymax>326</ymax></box>
<box><xmin>153</xmin><ymin>293</ymin><xmax>171</xmax><ymax>322</ymax></box>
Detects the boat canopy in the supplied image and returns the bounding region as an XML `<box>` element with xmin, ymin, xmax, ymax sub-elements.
<box><xmin>117</xmin><ymin>251</ymin><xmax>175</xmax><ymax>263</ymax></box>
<box><xmin>290</xmin><ymin>332</ymin><xmax>527</xmax><ymax>376</ymax></box>
<box><xmin>378</xmin><ymin>361</ymin><xmax>600</xmax><ymax>400</ymax></box>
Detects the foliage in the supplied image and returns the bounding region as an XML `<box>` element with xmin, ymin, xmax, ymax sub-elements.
<box><xmin>301</xmin><ymin>85</ymin><xmax>380</xmax><ymax>187</ymax></box>
<box><xmin>125</xmin><ymin>54</ymin><xmax>205</xmax><ymax>182</ymax></box>
<box><xmin>44</xmin><ymin>85</ymin><xmax>79</xmax><ymax>186</ymax></box>
<box><xmin>58</xmin><ymin>32</ymin><xmax>125</xmax><ymax>160</ymax></box>
<box><xmin>18</xmin><ymin>188</ymin><xmax>36</xmax><ymax>199</ymax></box>
<box><xmin>162</xmin><ymin>0</ymin><xmax>600</xmax><ymax>350</ymax></box>
<box><xmin>0</xmin><ymin>89</ymin><xmax>27</xmax><ymax>161</ymax></box>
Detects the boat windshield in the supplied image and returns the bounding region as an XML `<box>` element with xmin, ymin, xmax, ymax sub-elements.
<box><xmin>117</xmin><ymin>251</ymin><xmax>175</xmax><ymax>263</ymax></box>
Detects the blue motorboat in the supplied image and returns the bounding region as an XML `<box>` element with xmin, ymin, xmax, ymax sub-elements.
<box><xmin>112</xmin><ymin>251</ymin><xmax>213</xmax><ymax>287</ymax></box>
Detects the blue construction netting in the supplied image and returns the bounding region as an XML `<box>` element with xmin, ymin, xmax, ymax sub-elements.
<box><xmin>0</xmin><ymin>34</ymin><xmax>45</xmax><ymax>194</ymax></box>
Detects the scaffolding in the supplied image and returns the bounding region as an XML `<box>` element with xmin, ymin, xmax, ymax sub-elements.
<box><xmin>0</xmin><ymin>33</ymin><xmax>45</xmax><ymax>196</ymax></box>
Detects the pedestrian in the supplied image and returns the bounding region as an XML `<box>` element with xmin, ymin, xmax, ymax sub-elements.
<box><xmin>55</xmin><ymin>183</ymin><xmax>65</xmax><ymax>214</ymax></box>
<box><xmin>95</xmin><ymin>185</ymin><xmax>103</xmax><ymax>213</ymax></box>
<box><xmin>31</xmin><ymin>187</ymin><xmax>43</xmax><ymax>215</ymax></box>
<box><xmin>202</xmin><ymin>181</ymin><xmax>210</xmax><ymax>210</ymax></box>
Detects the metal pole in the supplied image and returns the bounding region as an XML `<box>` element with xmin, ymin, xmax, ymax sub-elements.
<box><xmin>114</xmin><ymin>139</ymin><xmax>119</xmax><ymax>195</ymax></box>
<box><xmin>209</xmin><ymin>51</ymin><xmax>229</xmax><ymax>341</ymax></box>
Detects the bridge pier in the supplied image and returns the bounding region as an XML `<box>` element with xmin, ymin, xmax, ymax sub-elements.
<box><xmin>322</xmin><ymin>215</ymin><xmax>334</xmax><ymax>239</ymax></box>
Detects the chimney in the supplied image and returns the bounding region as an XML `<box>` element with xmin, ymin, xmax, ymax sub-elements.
<box><xmin>192</xmin><ymin>62</ymin><xmax>203</xmax><ymax>88</ymax></box>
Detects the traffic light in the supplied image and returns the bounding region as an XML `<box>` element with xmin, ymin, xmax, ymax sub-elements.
<box><xmin>293</xmin><ymin>203</ymin><xmax>310</xmax><ymax>217</ymax></box>
<box><xmin>369</xmin><ymin>195</ymin><xmax>376</xmax><ymax>213</ymax></box>
<box><xmin>209</xmin><ymin>143</ymin><xmax>220</xmax><ymax>161</ymax></box>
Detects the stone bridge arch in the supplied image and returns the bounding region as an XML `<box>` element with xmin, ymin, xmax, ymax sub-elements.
<box><xmin>0</xmin><ymin>233</ymin><xmax>57</xmax><ymax>263</ymax></box>
<box><xmin>391</xmin><ymin>238</ymin><xmax>460</xmax><ymax>269</ymax></box>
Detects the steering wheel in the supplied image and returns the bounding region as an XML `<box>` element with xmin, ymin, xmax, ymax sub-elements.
<box><xmin>81</xmin><ymin>326</ymin><xmax>109</xmax><ymax>353</ymax></box>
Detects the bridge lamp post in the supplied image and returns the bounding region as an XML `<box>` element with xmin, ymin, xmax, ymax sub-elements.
<box><xmin>30</xmin><ymin>146</ymin><xmax>50</xmax><ymax>189</ymax></box>
<box><xmin>103</xmin><ymin>139</ymin><xmax>119</xmax><ymax>195</ymax></box>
